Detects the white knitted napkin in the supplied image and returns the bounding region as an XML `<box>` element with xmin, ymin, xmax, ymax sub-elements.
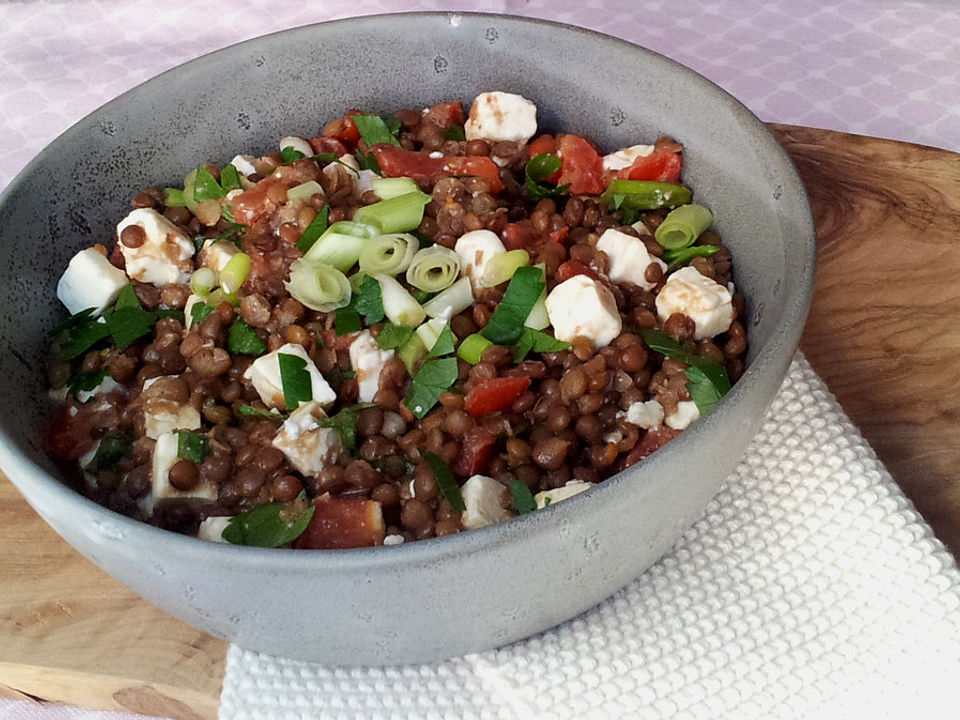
<box><xmin>219</xmin><ymin>354</ymin><xmax>960</xmax><ymax>720</ymax></box>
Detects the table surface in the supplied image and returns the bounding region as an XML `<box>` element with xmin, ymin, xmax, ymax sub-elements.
<box><xmin>1</xmin><ymin>1</ymin><xmax>959</xmax><ymax>719</ymax></box>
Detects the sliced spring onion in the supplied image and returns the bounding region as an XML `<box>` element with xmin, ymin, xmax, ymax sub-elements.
<box><xmin>182</xmin><ymin>169</ymin><xmax>200</xmax><ymax>213</ymax></box>
<box><xmin>457</xmin><ymin>333</ymin><xmax>493</xmax><ymax>364</ymax></box>
<box><xmin>415</xmin><ymin>317</ymin><xmax>448</xmax><ymax>353</ymax></box>
<box><xmin>476</xmin><ymin>248</ymin><xmax>530</xmax><ymax>288</ymax></box>
<box><xmin>523</xmin><ymin>286</ymin><xmax>550</xmax><ymax>330</ymax></box>
<box><xmin>358</xmin><ymin>233</ymin><xmax>418</xmax><ymax>276</ymax></box>
<box><xmin>422</xmin><ymin>276</ymin><xmax>474</xmax><ymax>319</ymax></box>
<box><xmin>190</xmin><ymin>267</ymin><xmax>217</xmax><ymax>297</ymax></box>
<box><xmin>219</xmin><ymin>252</ymin><xmax>251</xmax><ymax>294</ymax></box>
<box><xmin>206</xmin><ymin>288</ymin><xmax>240</xmax><ymax>307</ymax></box>
<box><xmin>352</xmin><ymin>191</ymin><xmax>431</xmax><ymax>234</ymax></box>
<box><xmin>220</xmin><ymin>164</ymin><xmax>242</xmax><ymax>192</ymax></box>
<box><xmin>406</xmin><ymin>246</ymin><xmax>461</xmax><ymax>292</ymax></box>
<box><xmin>287</xmin><ymin>180</ymin><xmax>323</xmax><ymax>204</ymax></box>
<box><xmin>371</xmin><ymin>176</ymin><xmax>419</xmax><ymax>200</ymax></box>
<box><xmin>285</xmin><ymin>258</ymin><xmax>352</xmax><ymax>312</ymax></box>
<box><xmin>376</xmin><ymin>273</ymin><xmax>426</xmax><ymax>327</ymax></box>
<box><xmin>398</xmin><ymin>332</ymin><xmax>427</xmax><ymax>375</ymax></box>
<box><xmin>602</xmin><ymin>179</ymin><xmax>693</xmax><ymax>214</ymax></box>
<box><xmin>654</xmin><ymin>204</ymin><xmax>713</xmax><ymax>250</ymax></box>
<box><xmin>163</xmin><ymin>188</ymin><xmax>186</xmax><ymax>207</ymax></box>
<box><xmin>304</xmin><ymin>220</ymin><xmax>378</xmax><ymax>272</ymax></box>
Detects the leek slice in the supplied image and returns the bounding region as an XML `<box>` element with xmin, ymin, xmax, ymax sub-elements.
<box><xmin>415</xmin><ymin>317</ymin><xmax>448</xmax><ymax>352</ymax></box>
<box><xmin>406</xmin><ymin>246</ymin><xmax>461</xmax><ymax>292</ymax></box>
<box><xmin>285</xmin><ymin>258</ymin><xmax>352</xmax><ymax>312</ymax></box>
<box><xmin>376</xmin><ymin>273</ymin><xmax>426</xmax><ymax>327</ymax></box>
<box><xmin>287</xmin><ymin>181</ymin><xmax>323</xmax><ymax>204</ymax></box>
<box><xmin>183</xmin><ymin>169</ymin><xmax>200</xmax><ymax>214</ymax></box>
<box><xmin>371</xmin><ymin>176</ymin><xmax>419</xmax><ymax>200</ymax></box>
<box><xmin>358</xmin><ymin>233</ymin><xmax>418</xmax><ymax>276</ymax></box>
<box><xmin>422</xmin><ymin>277</ymin><xmax>474</xmax><ymax>319</ymax></box>
<box><xmin>352</xmin><ymin>191</ymin><xmax>431</xmax><ymax>234</ymax></box>
<box><xmin>190</xmin><ymin>268</ymin><xmax>217</xmax><ymax>297</ymax></box>
<box><xmin>219</xmin><ymin>253</ymin><xmax>251</xmax><ymax>294</ymax></box>
<box><xmin>304</xmin><ymin>221</ymin><xmax>378</xmax><ymax>272</ymax></box>
<box><xmin>476</xmin><ymin>249</ymin><xmax>530</xmax><ymax>288</ymax></box>
<box><xmin>654</xmin><ymin>204</ymin><xmax>713</xmax><ymax>250</ymax></box>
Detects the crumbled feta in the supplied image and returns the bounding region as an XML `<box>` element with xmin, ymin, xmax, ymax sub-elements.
<box><xmin>323</xmin><ymin>154</ymin><xmax>378</xmax><ymax>196</ymax></box>
<box><xmin>116</xmin><ymin>208</ymin><xmax>195</xmax><ymax>286</ymax></box>
<box><xmin>349</xmin><ymin>330</ymin><xmax>394</xmax><ymax>403</ymax></box>
<box><xmin>465</xmin><ymin>91</ymin><xmax>538</xmax><ymax>144</ymax></box>
<box><xmin>454</xmin><ymin>229</ymin><xmax>506</xmax><ymax>290</ymax></box>
<box><xmin>596</xmin><ymin>228</ymin><xmax>667</xmax><ymax>291</ymax></box>
<box><xmin>545</xmin><ymin>275</ymin><xmax>622</xmax><ymax>348</ymax></box>
<box><xmin>461</xmin><ymin>475</ymin><xmax>513</xmax><ymax>529</ymax></box>
<box><xmin>602</xmin><ymin>144</ymin><xmax>655</xmax><ymax>172</ymax></box>
<box><xmin>56</xmin><ymin>247</ymin><xmax>129</xmax><ymax>315</ymax></box>
<box><xmin>150</xmin><ymin>432</ymin><xmax>218</xmax><ymax>504</ymax></box>
<box><xmin>625</xmin><ymin>399</ymin><xmax>665</xmax><ymax>430</ymax></box>
<box><xmin>271</xmin><ymin>401</ymin><xmax>342</xmax><ymax>476</ymax></box>
<box><xmin>428</xmin><ymin>151</ymin><xmax>444</xmax><ymax>159</ymax></box>
<box><xmin>383</xmin><ymin>534</ymin><xmax>405</xmax><ymax>546</ymax></box>
<box><xmin>243</xmin><ymin>343</ymin><xmax>336</xmax><ymax>410</ymax></box>
<box><xmin>655</xmin><ymin>266</ymin><xmax>734</xmax><ymax>340</ymax></box>
<box><xmin>199</xmin><ymin>239</ymin><xmax>240</xmax><ymax>274</ymax></box>
<box><xmin>534</xmin><ymin>480</ymin><xmax>594</xmax><ymax>509</ymax></box>
<box><xmin>143</xmin><ymin>397</ymin><xmax>202</xmax><ymax>440</ymax></box>
<box><xmin>76</xmin><ymin>376</ymin><xmax>123</xmax><ymax>403</ymax></box>
<box><xmin>665</xmin><ymin>400</ymin><xmax>700</xmax><ymax>430</ymax></box>
<box><xmin>230</xmin><ymin>154</ymin><xmax>257</xmax><ymax>177</ymax></box>
<box><xmin>197</xmin><ymin>516</ymin><xmax>233</xmax><ymax>543</ymax></box>
<box><xmin>279</xmin><ymin>136</ymin><xmax>314</xmax><ymax>158</ymax></box>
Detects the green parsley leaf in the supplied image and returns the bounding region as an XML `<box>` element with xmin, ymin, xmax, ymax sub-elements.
<box><xmin>217</xmin><ymin>222</ymin><xmax>246</xmax><ymax>247</ymax></box>
<box><xmin>313</xmin><ymin>152</ymin><xmax>339</xmax><ymax>164</ymax></box>
<box><xmin>297</xmin><ymin>204</ymin><xmax>329</xmax><ymax>253</ymax></box>
<box><xmin>176</xmin><ymin>430</ymin><xmax>210</xmax><ymax>463</ymax></box>
<box><xmin>376</xmin><ymin>322</ymin><xmax>415</xmax><ymax>350</ymax></box>
<box><xmin>318</xmin><ymin>403</ymin><xmax>375</xmax><ymax>451</ymax></box>
<box><xmin>104</xmin><ymin>307</ymin><xmax>154</xmax><ymax>349</ymax></box>
<box><xmin>335</xmin><ymin>307</ymin><xmax>362</xmax><ymax>335</ymax></box>
<box><xmin>351</xmin><ymin>114</ymin><xmax>402</xmax><ymax>147</ymax></box>
<box><xmin>444</xmin><ymin>124</ymin><xmax>466</xmax><ymax>141</ymax></box>
<box><xmin>425</xmin><ymin>324</ymin><xmax>456</xmax><ymax>359</ymax></box>
<box><xmin>163</xmin><ymin>188</ymin><xmax>186</xmax><ymax>207</ymax></box>
<box><xmin>684</xmin><ymin>365</ymin><xmax>725</xmax><ymax>415</ymax></box>
<box><xmin>193</xmin><ymin>165</ymin><xmax>226</xmax><ymax>202</ymax></box>
<box><xmin>513</xmin><ymin>327</ymin><xmax>571</xmax><ymax>362</ymax></box>
<box><xmin>353</xmin><ymin>275</ymin><xmax>385</xmax><ymax>324</ymax></box>
<box><xmin>405</xmin><ymin>356</ymin><xmax>458</xmax><ymax>418</ymax></box>
<box><xmin>84</xmin><ymin>433</ymin><xmax>132</xmax><ymax>473</ymax></box>
<box><xmin>663</xmin><ymin>244</ymin><xmax>720</xmax><ymax>270</ymax></box>
<box><xmin>482</xmin><ymin>266</ymin><xmax>546</xmax><ymax>345</ymax></box>
<box><xmin>423</xmin><ymin>452</ymin><xmax>465</xmax><ymax>512</ymax></box>
<box><xmin>355</xmin><ymin>150</ymin><xmax>382</xmax><ymax>175</ymax></box>
<box><xmin>190</xmin><ymin>301</ymin><xmax>214</xmax><ymax>326</ymax></box>
<box><xmin>525</xmin><ymin>153</ymin><xmax>569</xmax><ymax>203</ymax></box>
<box><xmin>238</xmin><ymin>405</ymin><xmax>284</xmax><ymax>421</ymax></box>
<box><xmin>227</xmin><ymin>319</ymin><xmax>266</xmax><ymax>355</ymax></box>
<box><xmin>280</xmin><ymin>146</ymin><xmax>306</xmax><ymax>164</ymax></box>
<box><xmin>56</xmin><ymin>316</ymin><xmax>112</xmax><ymax>359</ymax></box>
<box><xmin>640</xmin><ymin>328</ymin><xmax>731</xmax><ymax>414</ymax></box>
<box><xmin>278</xmin><ymin>352</ymin><xmax>313</xmax><ymax>410</ymax></box>
<box><xmin>67</xmin><ymin>367</ymin><xmax>108</xmax><ymax>398</ymax></box>
<box><xmin>510</xmin><ymin>479</ymin><xmax>537</xmax><ymax>515</ymax></box>
<box><xmin>341</xmin><ymin>370</ymin><xmax>356</xmax><ymax>379</ymax></box>
<box><xmin>49</xmin><ymin>307</ymin><xmax>97</xmax><ymax>337</ymax></box>
<box><xmin>220</xmin><ymin>164</ymin><xmax>242</xmax><ymax>192</ymax></box>
<box><xmin>221</xmin><ymin>495</ymin><xmax>315</xmax><ymax>547</ymax></box>
<box><xmin>114</xmin><ymin>283</ymin><xmax>141</xmax><ymax>310</ymax></box>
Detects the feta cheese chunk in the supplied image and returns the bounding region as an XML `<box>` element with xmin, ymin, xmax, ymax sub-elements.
<box><xmin>596</xmin><ymin>228</ymin><xmax>667</xmax><ymax>291</ymax></box>
<box><xmin>229</xmin><ymin>154</ymin><xmax>257</xmax><ymax>177</ymax></box>
<box><xmin>116</xmin><ymin>208</ymin><xmax>195</xmax><ymax>286</ymax></box>
<box><xmin>461</xmin><ymin>475</ymin><xmax>513</xmax><ymax>530</ymax></box>
<box><xmin>76</xmin><ymin>376</ymin><xmax>123</xmax><ymax>403</ymax></box>
<box><xmin>243</xmin><ymin>342</ymin><xmax>336</xmax><ymax>410</ymax></box>
<box><xmin>271</xmin><ymin>401</ymin><xmax>342</xmax><ymax>476</ymax></box>
<box><xmin>349</xmin><ymin>330</ymin><xmax>395</xmax><ymax>403</ymax></box>
<box><xmin>625</xmin><ymin>399</ymin><xmax>665</xmax><ymax>430</ymax></box>
<box><xmin>655</xmin><ymin>266</ymin><xmax>734</xmax><ymax>340</ymax></box>
<box><xmin>534</xmin><ymin>480</ymin><xmax>594</xmax><ymax>509</ymax></box>
<box><xmin>143</xmin><ymin>396</ymin><xmax>202</xmax><ymax>440</ymax></box>
<box><xmin>279</xmin><ymin>135</ymin><xmax>314</xmax><ymax>158</ymax></box>
<box><xmin>56</xmin><ymin>247</ymin><xmax>129</xmax><ymax>315</ymax></box>
<box><xmin>198</xmin><ymin>516</ymin><xmax>233</xmax><ymax>543</ymax></box>
<box><xmin>150</xmin><ymin>432</ymin><xmax>218</xmax><ymax>505</ymax></box>
<box><xmin>198</xmin><ymin>239</ymin><xmax>240</xmax><ymax>274</ymax></box>
<box><xmin>465</xmin><ymin>91</ymin><xmax>538</xmax><ymax>144</ymax></box>
<box><xmin>545</xmin><ymin>275</ymin><xmax>622</xmax><ymax>349</ymax></box>
<box><xmin>454</xmin><ymin>229</ymin><xmax>506</xmax><ymax>290</ymax></box>
<box><xmin>602</xmin><ymin>144</ymin><xmax>655</xmax><ymax>172</ymax></box>
<box><xmin>665</xmin><ymin>400</ymin><xmax>700</xmax><ymax>430</ymax></box>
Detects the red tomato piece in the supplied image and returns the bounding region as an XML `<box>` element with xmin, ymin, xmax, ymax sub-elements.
<box><xmin>555</xmin><ymin>260</ymin><xmax>602</xmax><ymax>283</ymax></box>
<box><xmin>323</xmin><ymin>111</ymin><xmax>361</xmax><ymax>149</ymax></box>
<box><xmin>548</xmin><ymin>226</ymin><xmax>570</xmax><ymax>244</ymax></box>
<box><xmin>47</xmin><ymin>406</ymin><xmax>96</xmax><ymax>461</ymax></box>
<box><xmin>622</xmin><ymin>427</ymin><xmax>681</xmax><ymax>469</ymax></box>
<box><xmin>556</xmin><ymin>134</ymin><xmax>605</xmax><ymax>195</ymax></box>
<box><xmin>422</xmin><ymin>101</ymin><xmax>465</xmax><ymax>129</ymax></box>
<box><xmin>294</xmin><ymin>497</ymin><xmax>386</xmax><ymax>549</ymax></box>
<box><xmin>453</xmin><ymin>427</ymin><xmax>499</xmax><ymax>477</ymax></box>
<box><xmin>308</xmin><ymin>136</ymin><xmax>349</xmax><ymax>157</ymax></box>
<box><xmin>231</xmin><ymin>175</ymin><xmax>286</xmax><ymax>226</ymax></box>
<box><xmin>464</xmin><ymin>376</ymin><xmax>532</xmax><ymax>416</ymax></box>
<box><xmin>442</xmin><ymin>156</ymin><xmax>504</xmax><ymax>192</ymax></box>
<box><xmin>527</xmin><ymin>134</ymin><xmax>557</xmax><ymax>159</ymax></box>
<box><xmin>501</xmin><ymin>221</ymin><xmax>535</xmax><ymax>250</ymax></box>
<box><xmin>371</xmin><ymin>146</ymin><xmax>504</xmax><ymax>192</ymax></box>
<box><xmin>618</xmin><ymin>150</ymin><xmax>682</xmax><ymax>183</ymax></box>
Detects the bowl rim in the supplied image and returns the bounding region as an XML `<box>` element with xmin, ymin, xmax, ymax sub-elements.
<box><xmin>0</xmin><ymin>10</ymin><xmax>816</xmax><ymax>572</ymax></box>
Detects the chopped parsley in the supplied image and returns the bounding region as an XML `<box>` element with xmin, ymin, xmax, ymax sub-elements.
<box><xmin>297</xmin><ymin>204</ymin><xmax>329</xmax><ymax>253</ymax></box>
<box><xmin>481</xmin><ymin>266</ymin><xmax>546</xmax><ymax>345</ymax></box>
<box><xmin>376</xmin><ymin>322</ymin><xmax>415</xmax><ymax>350</ymax></box>
<box><xmin>318</xmin><ymin>403</ymin><xmax>375</xmax><ymax>451</ymax></box>
<box><xmin>221</xmin><ymin>493</ymin><xmax>315</xmax><ymax>547</ymax></box>
<box><xmin>351</xmin><ymin>114</ymin><xmax>401</xmax><ymax>147</ymax></box>
<box><xmin>227</xmin><ymin>319</ymin><xmax>266</xmax><ymax>355</ymax></box>
<box><xmin>280</xmin><ymin>146</ymin><xmax>306</xmax><ymax>164</ymax></box>
<box><xmin>423</xmin><ymin>452</ymin><xmax>465</xmax><ymax>512</ymax></box>
<box><xmin>404</xmin><ymin>356</ymin><xmax>458</xmax><ymax>418</ymax></box>
<box><xmin>640</xmin><ymin>328</ymin><xmax>731</xmax><ymax>414</ymax></box>
<box><xmin>176</xmin><ymin>430</ymin><xmax>210</xmax><ymax>464</ymax></box>
<box><xmin>425</xmin><ymin>324</ymin><xmax>456</xmax><ymax>359</ymax></box>
<box><xmin>510</xmin><ymin>480</ymin><xmax>537</xmax><ymax>515</ymax></box>
<box><xmin>278</xmin><ymin>352</ymin><xmax>313</xmax><ymax>410</ymax></box>
<box><xmin>193</xmin><ymin>165</ymin><xmax>226</xmax><ymax>202</ymax></box>
<box><xmin>84</xmin><ymin>433</ymin><xmax>132</xmax><ymax>473</ymax></box>
<box><xmin>512</xmin><ymin>327</ymin><xmax>571</xmax><ymax>362</ymax></box>
<box><xmin>525</xmin><ymin>153</ymin><xmax>569</xmax><ymax>203</ymax></box>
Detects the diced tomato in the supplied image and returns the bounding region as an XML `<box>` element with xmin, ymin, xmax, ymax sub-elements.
<box><xmin>422</xmin><ymin>101</ymin><xmax>465</xmax><ymax>129</ymax></box>
<box><xmin>294</xmin><ymin>497</ymin><xmax>386</xmax><ymax>549</ymax></box>
<box><xmin>308</xmin><ymin>136</ymin><xmax>349</xmax><ymax>157</ymax></box>
<box><xmin>371</xmin><ymin>145</ymin><xmax>504</xmax><ymax>192</ymax></box>
<box><xmin>231</xmin><ymin>175</ymin><xmax>285</xmax><ymax>226</ymax></box>
<box><xmin>527</xmin><ymin>134</ymin><xmax>557</xmax><ymax>159</ymax></box>
<box><xmin>323</xmin><ymin>111</ymin><xmax>361</xmax><ymax>149</ymax></box>
<box><xmin>622</xmin><ymin>427</ymin><xmax>680</xmax><ymax>469</ymax></box>
<box><xmin>556</xmin><ymin>135</ymin><xmax>605</xmax><ymax>195</ymax></box>
<box><xmin>548</xmin><ymin>226</ymin><xmax>570</xmax><ymax>244</ymax></box>
<box><xmin>47</xmin><ymin>407</ymin><xmax>96</xmax><ymax>461</ymax></box>
<box><xmin>464</xmin><ymin>376</ymin><xmax>532</xmax><ymax>416</ymax></box>
<box><xmin>453</xmin><ymin>427</ymin><xmax>498</xmax><ymax>477</ymax></box>
<box><xmin>555</xmin><ymin>260</ymin><xmax>602</xmax><ymax>283</ymax></box>
<box><xmin>618</xmin><ymin>150</ymin><xmax>682</xmax><ymax>183</ymax></box>
<box><xmin>501</xmin><ymin>221</ymin><xmax>535</xmax><ymax>250</ymax></box>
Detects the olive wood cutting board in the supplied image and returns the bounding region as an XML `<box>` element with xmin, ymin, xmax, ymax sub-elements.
<box><xmin>2</xmin><ymin>125</ymin><xmax>959</xmax><ymax>719</ymax></box>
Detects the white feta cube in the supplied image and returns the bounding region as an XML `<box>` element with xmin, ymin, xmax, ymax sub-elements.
<box><xmin>198</xmin><ymin>516</ymin><xmax>233</xmax><ymax>543</ymax></box>
<box><xmin>349</xmin><ymin>330</ymin><xmax>395</xmax><ymax>403</ymax></box>
<box><xmin>454</xmin><ymin>229</ymin><xmax>506</xmax><ymax>290</ymax></box>
<box><xmin>150</xmin><ymin>432</ymin><xmax>218</xmax><ymax>506</ymax></box>
<box><xmin>76</xmin><ymin>375</ymin><xmax>123</xmax><ymax>403</ymax></box>
<box><xmin>655</xmin><ymin>266</ymin><xmax>734</xmax><ymax>340</ymax></box>
<box><xmin>271</xmin><ymin>401</ymin><xmax>342</xmax><ymax>477</ymax></box>
<box><xmin>229</xmin><ymin>154</ymin><xmax>257</xmax><ymax>177</ymax></box>
<box><xmin>625</xmin><ymin>399</ymin><xmax>665</xmax><ymax>430</ymax></box>
<box><xmin>116</xmin><ymin>208</ymin><xmax>195</xmax><ymax>286</ymax></box>
<box><xmin>465</xmin><ymin>92</ymin><xmax>538</xmax><ymax>144</ymax></box>
<box><xmin>534</xmin><ymin>480</ymin><xmax>594</xmax><ymax>509</ymax></box>
<box><xmin>56</xmin><ymin>247</ymin><xmax>129</xmax><ymax>315</ymax></box>
<box><xmin>199</xmin><ymin>239</ymin><xmax>239</xmax><ymax>274</ymax></box>
<box><xmin>596</xmin><ymin>228</ymin><xmax>667</xmax><ymax>291</ymax></box>
<box><xmin>461</xmin><ymin>475</ymin><xmax>513</xmax><ymax>530</ymax></box>
<box><xmin>143</xmin><ymin>397</ymin><xmax>202</xmax><ymax>440</ymax></box>
<box><xmin>243</xmin><ymin>342</ymin><xmax>336</xmax><ymax>410</ymax></box>
<box><xmin>602</xmin><ymin>144</ymin><xmax>655</xmax><ymax>172</ymax></box>
<box><xmin>279</xmin><ymin>136</ymin><xmax>314</xmax><ymax>158</ymax></box>
<box><xmin>545</xmin><ymin>275</ymin><xmax>622</xmax><ymax>349</ymax></box>
<box><xmin>665</xmin><ymin>400</ymin><xmax>700</xmax><ymax>430</ymax></box>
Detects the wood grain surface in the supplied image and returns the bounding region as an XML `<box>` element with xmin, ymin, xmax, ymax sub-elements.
<box><xmin>0</xmin><ymin>125</ymin><xmax>957</xmax><ymax>718</ymax></box>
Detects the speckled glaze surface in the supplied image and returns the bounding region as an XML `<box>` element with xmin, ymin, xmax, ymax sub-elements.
<box><xmin>0</xmin><ymin>13</ymin><xmax>814</xmax><ymax>664</ymax></box>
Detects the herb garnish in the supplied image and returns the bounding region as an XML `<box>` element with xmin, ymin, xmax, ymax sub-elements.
<box><xmin>176</xmin><ymin>430</ymin><xmax>210</xmax><ymax>464</ymax></box>
<box><xmin>423</xmin><ymin>452</ymin><xmax>465</xmax><ymax>512</ymax></box>
<box><xmin>227</xmin><ymin>319</ymin><xmax>266</xmax><ymax>355</ymax></box>
<box><xmin>280</xmin><ymin>146</ymin><xmax>306</xmax><ymax>164</ymax></box>
<box><xmin>335</xmin><ymin>275</ymin><xmax>385</xmax><ymax>335</ymax></box>
<box><xmin>512</xmin><ymin>327</ymin><xmax>571</xmax><ymax>362</ymax></box>
<box><xmin>510</xmin><ymin>480</ymin><xmax>537</xmax><ymax>515</ymax></box>
<box><xmin>351</xmin><ymin>114</ymin><xmax>402</xmax><ymax>147</ymax></box>
<box><xmin>640</xmin><ymin>328</ymin><xmax>731</xmax><ymax>414</ymax></box>
<box><xmin>222</xmin><ymin>493</ymin><xmax>315</xmax><ymax>547</ymax></box>
<box><xmin>318</xmin><ymin>403</ymin><xmax>376</xmax><ymax>451</ymax></box>
<box><xmin>278</xmin><ymin>353</ymin><xmax>313</xmax><ymax>410</ymax></box>
<box><xmin>481</xmin><ymin>266</ymin><xmax>546</xmax><ymax>345</ymax></box>
<box><xmin>376</xmin><ymin>322</ymin><xmax>416</xmax><ymax>350</ymax></box>
<box><xmin>405</xmin><ymin>356</ymin><xmax>458</xmax><ymax>418</ymax></box>
<box><xmin>335</xmin><ymin>307</ymin><xmax>362</xmax><ymax>335</ymax></box>
<box><xmin>444</xmin><ymin>124</ymin><xmax>466</xmax><ymax>141</ymax></box>
<box><xmin>297</xmin><ymin>204</ymin><xmax>329</xmax><ymax>253</ymax></box>
<box><xmin>67</xmin><ymin>367</ymin><xmax>108</xmax><ymax>398</ymax></box>
<box><xmin>84</xmin><ymin>433</ymin><xmax>132</xmax><ymax>473</ymax></box>
<box><xmin>190</xmin><ymin>301</ymin><xmax>214</xmax><ymax>326</ymax></box>
<box><xmin>525</xmin><ymin>153</ymin><xmax>569</xmax><ymax>203</ymax></box>
<box><xmin>663</xmin><ymin>244</ymin><xmax>720</xmax><ymax>270</ymax></box>
<box><xmin>238</xmin><ymin>405</ymin><xmax>284</xmax><ymax>421</ymax></box>
<box><xmin>219</xmin><ymin>164</ymin><xmax>242</xmax><ymax>192</ymax></box>
<box><xmin>425</xmin><ymin>324</ymin><xmax>456</xmax><ymax>359</ymax></box>
<box><xmin>193</xmin><ymin>166</ymin><xmax>226</xmax><ymax>202</ymax></box>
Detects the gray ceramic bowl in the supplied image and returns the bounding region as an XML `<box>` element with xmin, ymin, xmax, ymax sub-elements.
<box><xmin>0</xmin><ymin>13</ymin><xmax>814</xmax><ymax>664</ymax></box>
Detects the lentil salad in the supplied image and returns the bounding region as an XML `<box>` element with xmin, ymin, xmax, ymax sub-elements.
<box><xmin>47</xmin><ymin>91</ymin><xmax>748</xmax><ymax>549</ymax></box>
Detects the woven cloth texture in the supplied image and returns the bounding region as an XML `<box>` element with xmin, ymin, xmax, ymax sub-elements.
<box><xmin>219</xmin><ymin>354</ymin><xmax>960</xmax><ymax>720</ymax></box>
